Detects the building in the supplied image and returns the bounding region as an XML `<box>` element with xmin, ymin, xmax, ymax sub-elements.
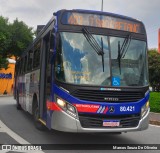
<box><xmin>0</xmin><ymin>57</ymin><xmax>16</xmax><ymax>95</ymax></box>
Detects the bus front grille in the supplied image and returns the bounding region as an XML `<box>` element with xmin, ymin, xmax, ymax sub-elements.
<box><xmin>78</xmin><ymin>114</ymin><xmax>140</xmax><ymax>128</ymax></box>
<box><xmin>71</xmin><ymin>89</ymin><xmax>144</xmax><ymax>102</ymax></box>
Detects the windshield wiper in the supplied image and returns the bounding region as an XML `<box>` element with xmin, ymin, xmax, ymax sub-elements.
<box><xmin>120</xmin><ymin>34</ymin><xmax>132</xmax><ymax>58</ymax></box>
<box><xmin>117</xmin><ymin>34</ymin><xmax>132</xmax><ymax>74</ymax></box>
<box><xmin>118</xmin><ymin>41</ymin><xmax>121</xmax><ymax>74</ymax></box>
<box><xmin>82</xmin><ymin>27</ymin><xmax>105</xmax><ymax>72</ymax></box>
<box><xmin>101</xmin><ymin>37</ymin><xmax>104</xmax><ymax>72</ymax></box>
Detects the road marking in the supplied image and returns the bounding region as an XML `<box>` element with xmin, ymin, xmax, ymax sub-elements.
<box><xmin>149</xmin><ymin>124</ymin><xmax>160</xmax><ymax>128</ymax></box>
<box><xmin>0</xmin><ymin>126</ymin><xmax>4</xmax><ymax>132</ymax></box>
<box><xmin>0</xmin><ymin>120</ymin><xmax>30</xmax><ymax>144</ymax></box>
<box><xmin>0</xmin><ymin>120</ymin><xmax>44</xmax><ymax>153</ymax></box>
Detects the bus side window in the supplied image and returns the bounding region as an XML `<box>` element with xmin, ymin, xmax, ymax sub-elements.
<box><xmin>33</xmin><ymin>42</ymin><xmax>41</xmax><ymax>69</ymax></box>
<box><xmin>19</xmin><ymin>60</ymin><xmax>22</xmax><ymax>75</ymax></box>
<box><xmin>27</xmin><ymin>50</ymin><xmax>33</xmax><ymax>71</ymax></box>
<box><xmin>16</xmin><ymin>62</ymin><xmax>19</xmax><ymax>76</ymax></box>
<box><xmin>23</xmin><ymin>56</ymin><xmax>27</xmax><ymax>73</ymax></box>
<box><xmin>21</xmin><ymin>58</ymin><xmax>24</xmax><ymax>74</ymax></box>
<box><xmin>18</xmin><ymin>62</ymin><xmax>20</xmax><ymax>76</ymax></box>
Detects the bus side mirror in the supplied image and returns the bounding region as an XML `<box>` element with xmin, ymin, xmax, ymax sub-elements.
<box><xmin>30</xmin><ymin>53</ymin><xmax>33</xmax><ymax>58</ymax></box>
<box><xmin>49</xmin><ymin>31</ymin><xmax>55</xmax><ymax>52</ymax></box>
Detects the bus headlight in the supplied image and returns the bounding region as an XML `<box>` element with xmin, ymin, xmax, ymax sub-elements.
<box><xmin>56</xmin><ymin>98</ymin><xmax>77</xmax><ymax>118</ymax></box>
<box><xmin>141</xmin><ymin>101</ymin><xmax>149</xmax><ymax>118</ymax></box>
<box><xmin>57</xmin><ymin>98</ymin><xmax>66</xmax><ymax>108</ymax></box>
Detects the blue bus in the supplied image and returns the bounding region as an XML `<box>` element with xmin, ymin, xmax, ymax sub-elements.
<box><xmin>14</xmin><ymin>9</ymin><xmax>150</xmax><ymax>133</ymax></box>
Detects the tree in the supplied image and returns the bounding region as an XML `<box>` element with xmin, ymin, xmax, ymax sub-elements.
<box><xmin>148</xmin><ymin>49</ymin><xmax>160</xmax><ymax>91</ymax></box>
<box><xmin>0</xmin><ymin>16</ymin><xmax>10</xmax><ymax>69</ymax></box>
<box><xmin>0</xmin><ymin>17</ymin><xmax>34</xmax><ymax>69</ymax></box>
<box><xmin>0</xmin><ymin>56</ymin><xmax>8</xmax><ymax>69</ymax></box>
<box><xmin>8</xmin><ymin>18</ymin><xmax>34</xmax><ymax>59</ymax></box>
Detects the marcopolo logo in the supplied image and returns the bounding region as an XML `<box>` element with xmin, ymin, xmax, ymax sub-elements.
<box><xmin>0</xmin><ymin>73</ymin><xmax>12</xmax><ymax>79</ymax></box>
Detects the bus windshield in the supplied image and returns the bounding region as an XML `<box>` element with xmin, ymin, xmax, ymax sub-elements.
<box><xmin>55</xmin><ymin>32</ymin><xmax>148</xmax><ymax>87</ymax></box>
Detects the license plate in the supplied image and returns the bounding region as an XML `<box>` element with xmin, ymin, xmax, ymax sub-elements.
<box><xmin>103</xmin><ymin>120</ymin><xmax>120</xmax><ymax>127</ymax></box>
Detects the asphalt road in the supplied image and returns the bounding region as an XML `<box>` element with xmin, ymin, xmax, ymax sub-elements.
<box><xmin>0</xmin><ymin>96</ymin><xmax>160</xmax><ymax>153</ymax></box>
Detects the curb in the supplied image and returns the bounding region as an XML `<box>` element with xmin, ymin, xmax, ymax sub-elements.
<box><xmin>149</xmin><ymin>120</ymin><xmax>160</xmax><ymax>126</ymax></box>
<box><xmin>149</xmin><ymin>112</ymin><xmax>160</xmax><ymax>126</ymax></box>
<box><xmin>0</xmin><ymin>95</ymin><xmax>13</xmax><ymax>97</ymax></box>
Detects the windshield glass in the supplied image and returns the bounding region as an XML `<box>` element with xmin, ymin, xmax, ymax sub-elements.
<box><xmin>110</xmin><ymin>37</ymin><xmax>148</xmax><ymax>86</ymax></box>
<box><xmin>55</xmin><ymin>32</ymin><xmax>149</xmax><ymax>87</ymax></box>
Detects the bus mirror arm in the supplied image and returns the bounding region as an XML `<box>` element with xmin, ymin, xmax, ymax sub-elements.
<box><xmin>49</xmin><ymin>30</ymin><xmax>55</xmax><ymax>51</ymax></box>
<box><xmin>50</xmin><ymin>49</ymin><xmax>54</xmax><ymax>52</ymax></box>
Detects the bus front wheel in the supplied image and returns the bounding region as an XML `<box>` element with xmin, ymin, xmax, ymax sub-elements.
<box><xmin>33</xmin><ymin>104</ymin><xmax>46</xmax><ymax>131</ymax></box>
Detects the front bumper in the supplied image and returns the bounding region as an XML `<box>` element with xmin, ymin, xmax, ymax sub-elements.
<box><xmin>51</xmin><ymin>108</ymin><xmax>150</xmax><ymax>133</ymax></box>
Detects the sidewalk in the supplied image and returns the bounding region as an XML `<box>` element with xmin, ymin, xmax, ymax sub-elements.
<box><xmin>149</xmin><ymin>112</ymin><xmax>160</xmax><ymax>126</ymax></box>
<box><xmin>0</xmin><ymin>94</ymin><xmax>13</xmax><ymax>97</ymax></box>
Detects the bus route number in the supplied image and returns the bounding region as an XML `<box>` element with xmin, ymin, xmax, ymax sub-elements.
<box><xmin>120</xmin><ymin>106</ymin><xmax>135</xmax><ymax>112</ymax></box>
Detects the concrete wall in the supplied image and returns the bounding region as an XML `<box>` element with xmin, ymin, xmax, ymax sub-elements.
<box><xmin>0</xmin><ymin>58</ymin><xmax>15</xmax><ymax>94</ymax></box>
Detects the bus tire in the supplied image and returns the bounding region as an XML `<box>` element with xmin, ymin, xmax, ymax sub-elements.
<box><xmin>33</xmin><ymin>103</ymin><xmax>46</xmax><ymax>131</ymax></box>
<box><xmin>16</xmin><ymin>91</ymin><xmax>22</xmax><ymax>110</ymax></box>
<box><xmin>112</xmin><ymin>132</ymin><xmax>122</xmax><ymax>135</ymax></box>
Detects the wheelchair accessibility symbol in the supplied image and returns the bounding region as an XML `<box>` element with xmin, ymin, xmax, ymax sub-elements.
<box><xmin>112</xmin><ymin>77</ymin><xmax>120</xmax><ymax>86</ymax></box>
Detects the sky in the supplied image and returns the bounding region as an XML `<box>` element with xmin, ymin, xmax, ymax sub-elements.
<box><xmin>0</xmin><ymin>0</ymin><xmax>159</xmax><ymax>49</ymax></box>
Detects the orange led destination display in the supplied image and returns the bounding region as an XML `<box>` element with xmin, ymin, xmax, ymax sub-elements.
<box><xmin>61</xmin><ymin>12</ymin><xmax>144</xmax><ymax>33</ymax></box>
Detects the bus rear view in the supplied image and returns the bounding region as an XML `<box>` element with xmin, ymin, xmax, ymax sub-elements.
<box><xmin>15</xmin><ymin>9</ymin><xmax>150</xmax><ymax>133</ymax></box>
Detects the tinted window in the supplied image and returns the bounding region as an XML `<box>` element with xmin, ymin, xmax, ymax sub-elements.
<box><xmin>27</xmin><ymin>50</ymin><xmax>33</xmax><ymax>71</ymax></box>
<box><xmin>33</xmin><ymin>42</ymin><xmax>41</xmax><ymax>68</ymax></box>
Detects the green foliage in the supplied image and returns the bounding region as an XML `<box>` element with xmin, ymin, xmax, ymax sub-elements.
<box><xmin>0</xmin><ymin>55</ymin><xmax>8</xmax><ymax>70</ymax></box>
<box><xmin>0</xmin><ymin>16</ymin><xmax>34</xmax><ymax>69</ymax></box>
<box><xmin>0</xmin><ymin>16</ymin><xmax>11</xmax><ymax>52</ymax></box>
<box><xmin>0</xmin><ymin>16</ymin><xmax>10</xmax><ymax>69</ymax></box>
<box><xmin>150</xmin><ymin>92</ymin><xmax>160</xmax><ymax>113</ymax></box>
<box><xmin>148</xmin><ymin>49</ymin><xmax>160</xmax><ymax>91</ymax></box>
<box><xmin>8</xmin><ymin>18</ymin><xmax>34</xmax><ymax>58</ymax></box>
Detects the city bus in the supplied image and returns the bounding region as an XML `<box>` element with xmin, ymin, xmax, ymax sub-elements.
<box><xmin>14</xmin><ymin>9</ymin><xmax>150</xmax><ymax>133</ymax></box>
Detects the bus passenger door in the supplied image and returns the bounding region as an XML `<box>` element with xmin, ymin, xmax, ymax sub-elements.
<box><xmin>39</xmin><ymin>30</ymin><xmax>54</xmax><ymax>119</ymax></box>
<box><xmin>45</xmin><ymin>32</ymin><xmax>54</xmax><ymax>111</ymax></box>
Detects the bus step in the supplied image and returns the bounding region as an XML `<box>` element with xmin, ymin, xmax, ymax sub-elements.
<box><xmin>38</xmin><ymin>118</ymin><xmax>46</xmax><ymax>125</ymax></box>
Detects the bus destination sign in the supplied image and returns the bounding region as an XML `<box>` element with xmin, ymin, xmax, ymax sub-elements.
<box><xmin>61</xmin><ymin>12</ymin><xmax>144</xmax><ymax>33</ymax></box>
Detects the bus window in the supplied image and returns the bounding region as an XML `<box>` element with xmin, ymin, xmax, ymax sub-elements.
<box><xmin>23</xmin><ymin>56</ymin><xmax>27</xmax><ymax>73</ymax></box>
<box><xmin>19</xmin><ymin>60</ymin><xmax>22</xmax><ymax>75</ymax></box>
<box><xmin>33</xmin><ymin>42</ymin><xmax>41</xmax><ymax>69</ymax></box>
<box><xmin>27</xmin><ymin>50</ymin><xmax>33</xmax><ymax>71</ymax></box>
<box><xmin>21</xmin><ymin>58</ymin><xmax>24</xmax><ymax>74</ymax></box>
<box><xmin>16</xmin><ymin>62</ymin><xmax>20</xmax><ymax>76</ymax></box>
